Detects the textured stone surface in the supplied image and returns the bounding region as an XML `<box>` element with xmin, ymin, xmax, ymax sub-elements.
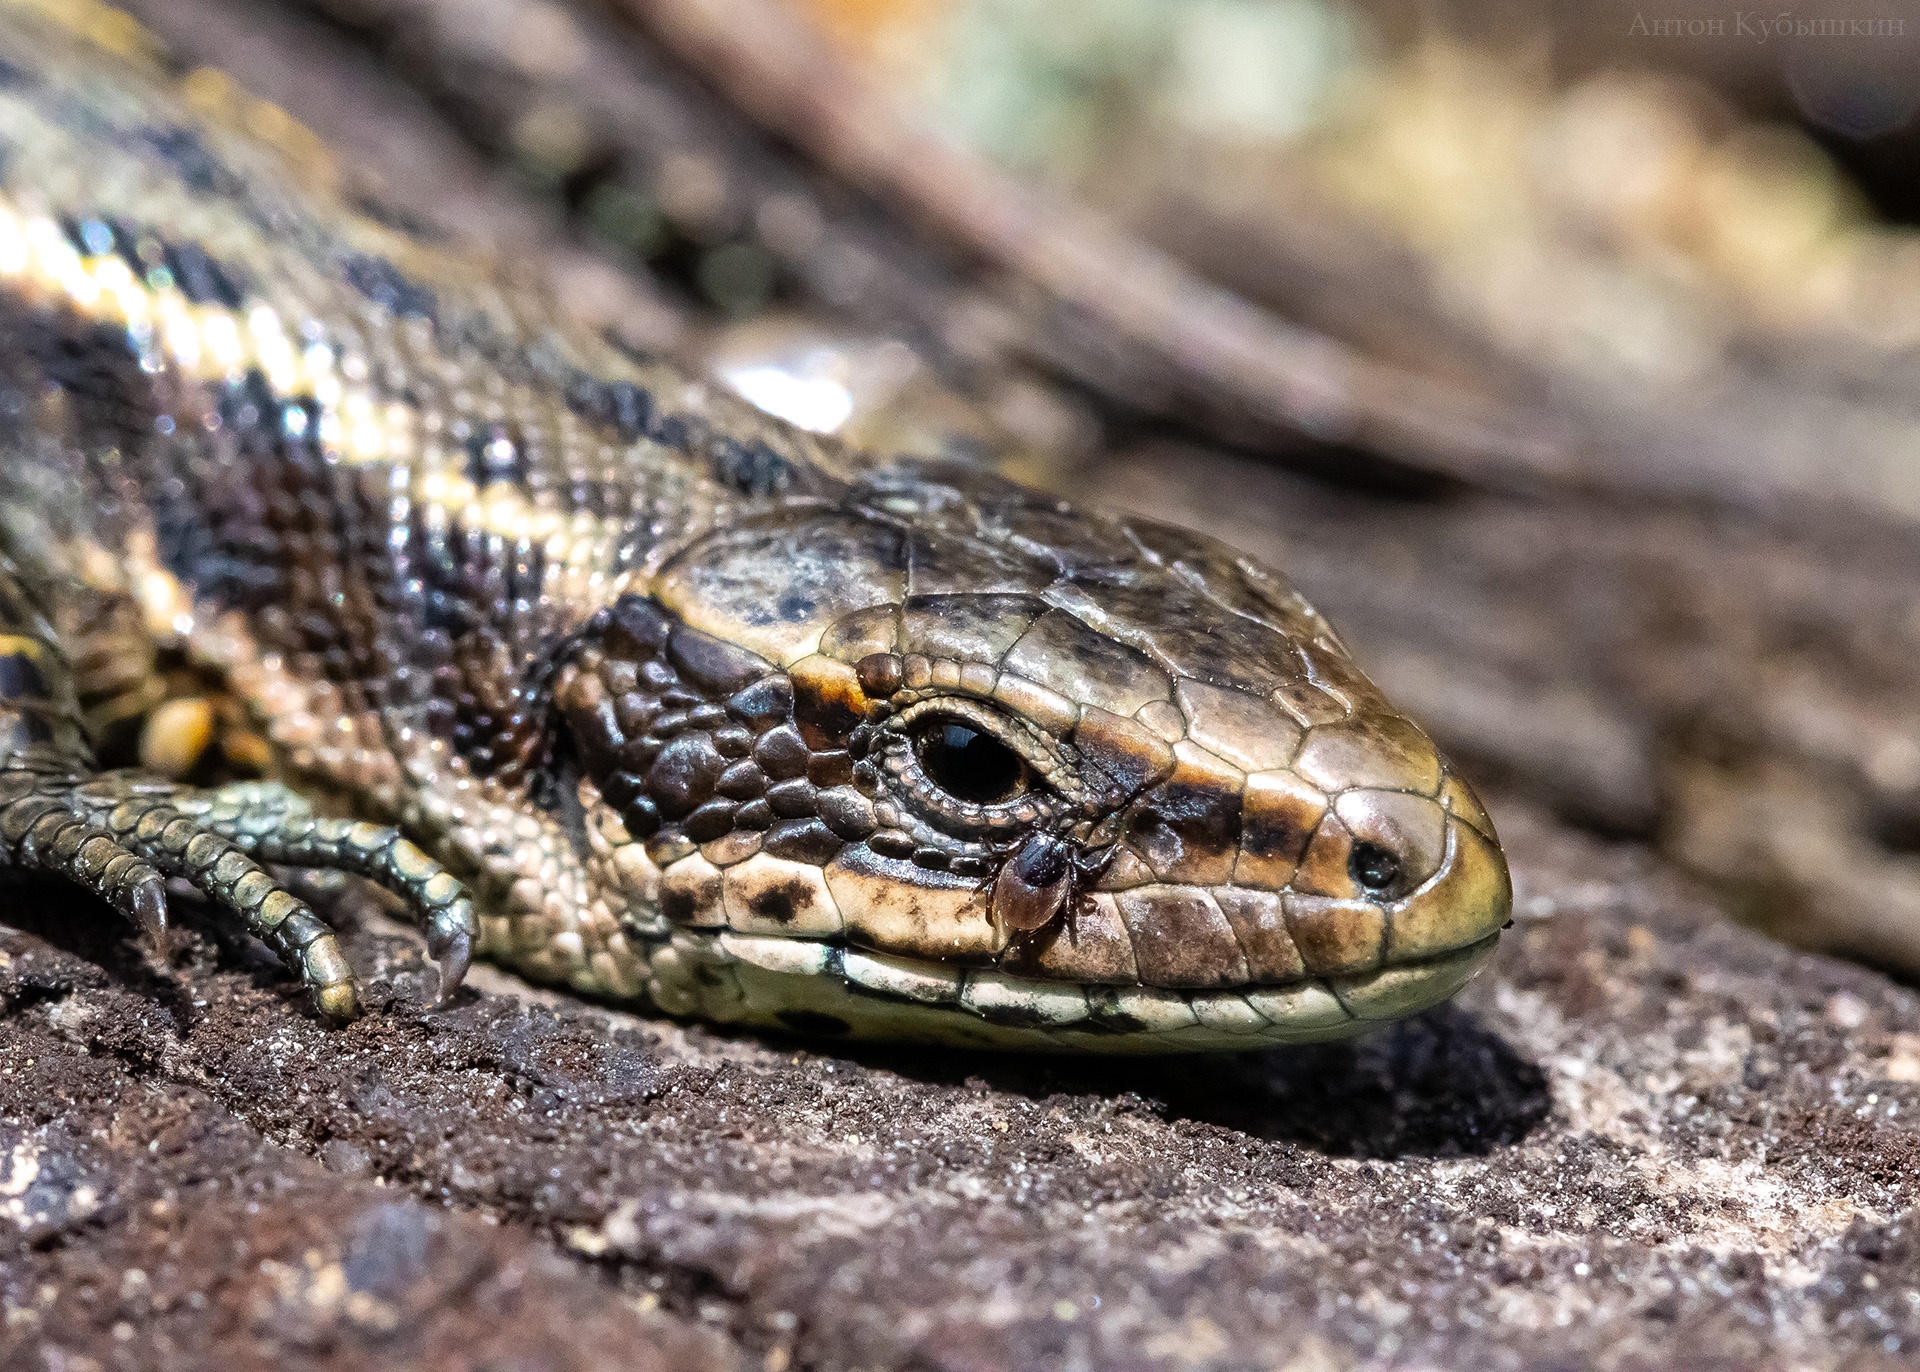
<box><xmin>4</xmin><ymin>799</ymin><xmax>1920</xmax><ymax>1370</ymax></box>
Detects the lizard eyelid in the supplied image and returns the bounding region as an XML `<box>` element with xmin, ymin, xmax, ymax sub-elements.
<box><xmin>881</xmin><ymin>697</ymin><xmax>1064</xmax><ymax>835</ymax></box>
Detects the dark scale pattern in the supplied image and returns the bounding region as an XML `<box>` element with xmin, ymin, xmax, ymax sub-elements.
<box><xmin>161</xmin><ymin>237</ymin><xmax>246</xmax><ymax>308</ymax></box>
<box><xmin>563</xmin><ymin>372</ymin><xmax>654</xmax><ymax>443</ymax></box>
<box><xmin>752</xmin><ymin>727</ymin><xmax>810</xmax><ymax>780</ymax></box>
<box><xmin>710</xmin><ymin>436</ymin><xmax>794</xmax><ymax>497</ymax></box>
<box><xmin>340</xmin><ymin>251</ymin><xmax>437</xmax><ymax>320</ymax></box>
<box><xmin>134</xmin><ymin>124</ymin><xmax>245</xmax><ymax>199</ymax></box>
<box><xmin>552</xmin><ymin>595</ymin><xmax>857</xmax><ymax>862</ymax></box>
<box><xmin>763</xmin><ymin>818</ymin><xmax>845</xmax><ymax>865</ymax></box>
<box><xmin>15</xmin><ymin>304</ymin><xmax>153</xmax><ymax>461</ymax></box>
<box><xmin>464</xmin><ymin>423</ymin><xmax>526</xmax><ymax>489</ymax></box>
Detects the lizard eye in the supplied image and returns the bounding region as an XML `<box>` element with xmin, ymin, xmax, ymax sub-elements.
<box><xmin>881</xmin><ymin>699</ymin><xmax>1057</xmax><ymax>837</ymax></box>
<box><xmin>911</xmin><ymin>717</ymin><xmax>1032</xmax><ymax>806</ymax></box>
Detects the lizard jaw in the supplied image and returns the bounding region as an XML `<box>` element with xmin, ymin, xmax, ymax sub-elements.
<box><xmin>633</xmin><ymin>924</ymin><xmax>1497</xmax><ymax>1054</ymax></box>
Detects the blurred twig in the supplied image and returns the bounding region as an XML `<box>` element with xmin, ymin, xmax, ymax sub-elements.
<box><xmin>611</xmin><ymin>0</ymin><xmax>1582</xmax><ymax>486</ymax></box>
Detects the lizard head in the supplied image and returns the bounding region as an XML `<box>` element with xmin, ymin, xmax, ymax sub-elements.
<box><xmin>550</xmin><ymin>464</ymin><xmax>1509</xmax><ymax>1051</ymax></box>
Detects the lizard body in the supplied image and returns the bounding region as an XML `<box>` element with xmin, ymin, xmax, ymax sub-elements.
<box><xmin>0</xmin><ymin>0</ymin><xmax>1508</xmax><ymax>1050</ymax></box>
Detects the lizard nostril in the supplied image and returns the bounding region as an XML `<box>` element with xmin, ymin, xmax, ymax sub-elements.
<box><xmin>1349</xmin><ymin>840</ymin><xmax>1403</xmax><ymax>896</ymax></box>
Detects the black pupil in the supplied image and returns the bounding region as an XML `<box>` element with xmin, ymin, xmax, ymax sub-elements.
<box><xmin>1350</xmin><ymin>841</ymin><xmax>1402</xmax><ymax>894</ymax></box>
<box><xmin>917</xmin><ymin>722</ymin><xmax>1025</xmax><ymax>805</ymax></box>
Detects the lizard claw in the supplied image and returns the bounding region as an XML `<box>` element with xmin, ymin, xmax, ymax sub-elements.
<box><xmin>123</xmin><ymin>872</ymin><xmax>171</xmax><ymax>961</ymax></box>
<box><xmin>428</xmin><ymin>915</ymin><xmax>473</xmax><ymax>1005</ymax></box>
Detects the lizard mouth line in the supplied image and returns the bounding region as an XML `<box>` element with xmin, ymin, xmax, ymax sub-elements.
<box><xmin>643</xmin><ymin>927</ymin><xmax>1500</xmax><ymax>1052</ymax></box>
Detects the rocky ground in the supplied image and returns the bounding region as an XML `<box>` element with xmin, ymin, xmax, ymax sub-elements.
<box><xmin>5</xmin><ymin>801</ymin><xmax>1920</xmax><ymax>1371</ymax></box>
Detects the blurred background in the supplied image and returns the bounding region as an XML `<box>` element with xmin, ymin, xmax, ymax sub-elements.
<box><xmin>128</xmin><ymin>0</ymin><xmax>1920</xmax><ymax>975</ymax></box>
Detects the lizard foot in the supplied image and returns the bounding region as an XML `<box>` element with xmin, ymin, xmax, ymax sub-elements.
<box><xmin>0</xmin><ymin>770</ymin><xmax>475</xmax><ymax>1018</ymax></box>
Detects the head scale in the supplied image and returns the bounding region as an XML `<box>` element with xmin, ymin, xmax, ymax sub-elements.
<box><xmin>549</xmin><ymin>465</ymin><xmax>1510</xmax><ymax>1051</ymax></box>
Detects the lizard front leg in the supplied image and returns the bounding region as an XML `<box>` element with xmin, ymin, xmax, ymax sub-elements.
<box><xmin>0</xmin><ymin>554</ymin><xmax>474</xmax><ymax>1016</ymax></box>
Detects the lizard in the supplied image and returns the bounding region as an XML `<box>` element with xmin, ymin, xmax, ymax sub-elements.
<box><xmin>0</xmin><ymin>0</ymin><xmax>1510</xmax><ymax>1052</ymax></box>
